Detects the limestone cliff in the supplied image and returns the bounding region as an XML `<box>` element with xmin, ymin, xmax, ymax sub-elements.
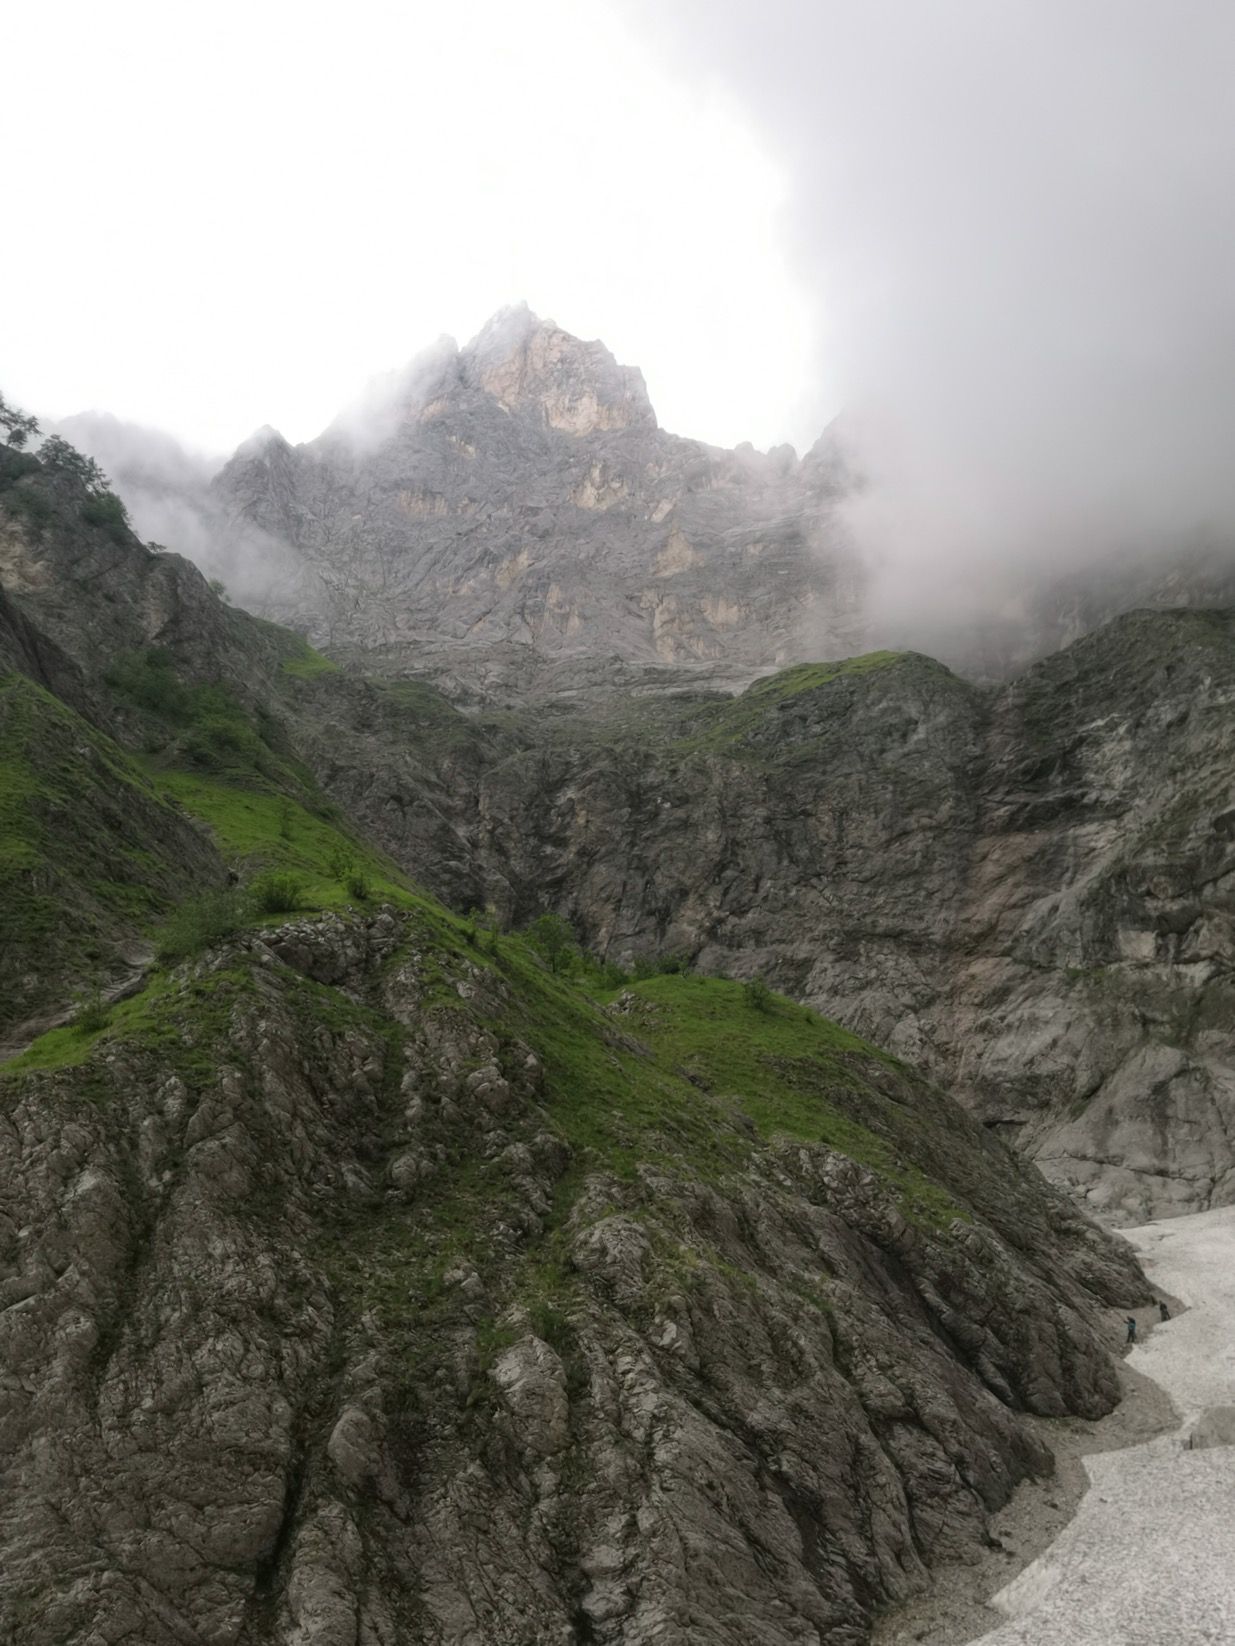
<box><xmin>209</xmin><ymin>306</ymin><xmax>863</xmax><ymax>677</ymax></box>
<box><xmin>305</xmin><ymin>632</ymin><xmax>1235</xmax><ymax>1226</ymax></box>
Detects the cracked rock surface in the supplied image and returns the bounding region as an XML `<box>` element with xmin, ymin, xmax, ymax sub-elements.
<box><xmin>0</xmin><ymin>911</ymin><xmax>1146</xmax><ymax>1646</ymax></box>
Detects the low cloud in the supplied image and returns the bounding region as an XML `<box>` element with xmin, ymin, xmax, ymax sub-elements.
<box><xmin>626</xmin><ymin>1</ymin><xmax>1235</xmax><ymax>648</ymax></box>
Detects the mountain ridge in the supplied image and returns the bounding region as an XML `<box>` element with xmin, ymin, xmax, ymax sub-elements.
<box><xmin>0</xmin><ymin>429</ymin><xmax>1154</xmax><ymax>1646</ymax></box>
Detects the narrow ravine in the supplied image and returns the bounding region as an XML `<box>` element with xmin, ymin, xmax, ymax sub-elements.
<box><xmin>970</xmin><ymin>1204</ymin><xmax>1235</xmax><ymax>1645</ymax></box>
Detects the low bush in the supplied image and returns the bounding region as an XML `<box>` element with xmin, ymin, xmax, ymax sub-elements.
<box><xmin>156</xmin><ymin>888</ymin><xmax>245</xmax><ymax>962</ymax></box>
<box><xmin>249</xmin><ymin>871</ymin><xmax>307</xmax><ymax>915</ymax></box>
<box><xmin>744</xmin><ymin>975</ymin><xmax>774</xmax><ymax>1013</ymax></box>
<box><xmin>73</xmin><ymin>986</ymin><xmax>112</xmax><ymax>1034</ymax></box>
<box><xmin>81</xmin><ymin>490</ymin><xmax>130</xmax><ymax>542</ymax></box>
<box><xmin>632</xmin><ymin>950</ymin><xmax>691</xmax><ymax>980</ymax></box>
<box><xmin>346</xmin><ymin>867</ymin><xmax>373</xmax><ymax>901</ymax></box>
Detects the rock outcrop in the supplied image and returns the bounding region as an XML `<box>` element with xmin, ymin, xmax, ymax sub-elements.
<box><xmin>307</xmin><ymin>625</ymin><xmax>1235</xmax><ymax>1225</ymax></box>
<box><xmin>201</xmin><ymin>307</ymin><xmax>864</xmax><ymax>678</ymax></box>
<box><xmin>0</xmin><ymin>910</ymin><xmax>1147</xmax><ymax>1646</ymax></box>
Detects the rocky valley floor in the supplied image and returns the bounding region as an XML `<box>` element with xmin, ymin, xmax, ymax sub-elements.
<box><xmin>880</xmin><ymin>1205</ymin><xmax>1235</xmax><ymax>1646</ymax></box>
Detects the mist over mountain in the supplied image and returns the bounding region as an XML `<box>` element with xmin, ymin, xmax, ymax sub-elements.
<box><xmin>627</xmin><ymin>1</ymin><xmax>1235</xmax><ymax>659</ymax></box>
<box><xmin>54</xmin><ymin>307</ymin><xmax>1235</xmax><ymax>687</ymax></box>
<box><xmin>9</xmin><ymin>3</ymin><xmax>1235</xmax><ymax>1641</ymax></box>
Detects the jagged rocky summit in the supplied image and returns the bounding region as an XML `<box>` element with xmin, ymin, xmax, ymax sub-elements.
<box><xmin>64</xmin><ymin>306</ymin><xmax>864</xmax><ymax>688</ymax></box>
<box><xmin>209</xmin><ymin>305</ymin><xmax>861</xmax><ymax>681</ymax></box>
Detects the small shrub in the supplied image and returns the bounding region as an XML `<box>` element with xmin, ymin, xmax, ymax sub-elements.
<box><xmin>81</xmin><ymin>490</ymin><xmax>130</xmax><ymax>542</ymax></box>
<box><xmin>74</xmin><ymin>986</ymin><xmax>111</xmax><ymax>1034</ymax></box>
<box><xmin>106</xmin><ymin>649</ymin><xmax>194</xmax><ymax>720</ymax></box>
<box><xmin>156</xmin><ymin>889</ymin><xmax>245</xmax><ymax>962</ymax></box>
<box><xmin>525</xmin><ymin>912</ymin><xmax>577</xmax><ymax>974</ymax></box>
<box><xmin>632</xmin><ymin>950</ymin><xmax>691</xmax><ymax>980</ymax></box>
<box><xmin>346</xmin><ymin>868</ymin><xmax>373</xmax><ymax>901</ymax></box>
<box><xmin>744</xmin><ymin>975</ymin><xmax>774</xmax><ymax>1013</ymax></box>
<box><xmin>249</xmin><ymin>871</ymin><xmax>307</xmax><ymax>916</ymax></box>
<box><xmin>527</xmin><ymin>1299</ymin><xmax>576</xmax><ymax>1354</ymax></box>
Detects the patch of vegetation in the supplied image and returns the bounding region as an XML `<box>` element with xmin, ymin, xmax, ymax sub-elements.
<box><xmin>155</xmin><ymin>888</ymin><xmax>246</xmax><ymax>963</ymax></box>
<box><xmin>107</xmin><ymin>648</ymin><xmax>312</xmax><ymax>789</ymax></box>
<box><xmin>150</xmin><ymin>769</ymin><xmax>411</xmax><ymax>911</ymax></box>
<box><xmin>672</xmin><ymin>651</ymin><xmax>914</xmax><ymax>758</ymax></box>
<box><xmin>1</xmin><ymin>965</ymin><xmax>255</xmax><ymax>1083</ymax></box>
<box><xmin>280</xmin><ymin>637</ymin><xmax>339</xmax><ymax>679</ymax></box>
<box><xmin>73</xmin><ymin>986</ymin><xmax>112</xmax><ymax>1035</ymax></box>
<box><xmin>743</xmin><ymin>975</ymin><xmax>773</xmax><ymax>1012</ymax></box>
<box><xmin>80</xmin><ymin>490</ymin><xmax>130</xmax><ymax>542</ymax></box>
<box><xmin>249</xmin><ymin>870</ymin><xmax>308</xmax><ymax>916</ymax></box>
<box><xmin>631</xmin><ymin>950</ymin><xmax>691</xmax><ymax>980</ymax></box>
<box><xmin>573</xmin><ymin>972</ymin><xmax>967</xmax><ymax>1230</ymax></box>
<box><xmin>346</xmin><ymin>867</ymin><xmax>373</xmax><ymax>901</ymax></box>
<box><xmin>524</xmin><ymin>912</ymin><xmax>576</xmax><ymax>974</ymax></box>
<box><xmin>0</xmin><ymin>673</ymin><xmax>203</xmax><ymax>1025</ymax></box>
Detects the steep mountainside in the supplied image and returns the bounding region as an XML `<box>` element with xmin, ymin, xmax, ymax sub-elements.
<box><xmin>298</xmin><ymin>626</ymin><xmax>1235</xmax><ymax>1226</ymax></box>
<box><xmin>59</xmin><ymin>312</ymin><xmax>1235</xmax><ymax>692</ymax></box>
<box><xmin>7</xmin><ymin>422</ymin><xmax>1232</xmax><ymax>1223</ymax></box>
<box><xmin>0</xmin><ymin>431</ymin><xmax>1150</xmax><ymax>1646</ymax></box>
<box><xmin>98</xmin><ymin>307</ymin><xmax>864</xmax><ymax>683</ymax></box>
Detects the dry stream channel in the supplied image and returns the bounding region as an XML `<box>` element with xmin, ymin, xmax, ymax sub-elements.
<box><xmin>879</xmin><ymin>1204</ymin><xmax>1235</xmax><ymax>1646</ymax></box>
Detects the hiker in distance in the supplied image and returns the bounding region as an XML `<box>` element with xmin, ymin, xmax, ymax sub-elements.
<box><xmin>1125</xmin><ymin>1316</ymin><xmax>1138</xmax><ymax>1344</ymax></box>
<box><xmin>1159</xmin><ymin>1301</ymin><xmax>1171</xmax><ymax>1322</ymax></box>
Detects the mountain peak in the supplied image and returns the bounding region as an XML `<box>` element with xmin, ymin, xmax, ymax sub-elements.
<box><xmin>460</xmin><ymin>304</ymin><xmax>656</xmax><ymax>434</ymax></box>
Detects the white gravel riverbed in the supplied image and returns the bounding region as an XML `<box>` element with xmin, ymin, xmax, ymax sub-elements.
<box><xmin>973</xmin><ymin>1203</ymin><xmax>1235</xmax><ymax>1646</ymax></box>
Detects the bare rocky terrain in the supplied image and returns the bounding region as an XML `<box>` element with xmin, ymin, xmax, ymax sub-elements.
<box><xmin>3</xmin><ymin>328</ymin><xmax>1234</xmax><ymax>1643</ymax></box>
<box><xmin>299</xmin><ymin>616</ymin><xmax>1235</xmax><ymax>1227</ymax></box>
<box><xmin>0</xmin><ymin>393</ymin><xmax>1158</xmax><ymax>1646</ymax></box>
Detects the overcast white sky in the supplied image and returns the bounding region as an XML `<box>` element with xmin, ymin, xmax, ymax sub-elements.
<box><xmin>7</xmin><ymin>0</ymin><xmax>1235</xmax><ymax>605</ymax></box>
<box><xmin>4</xmin><ymin>0</ymin><xmax>817</xmax><ymax>457</ymax></box>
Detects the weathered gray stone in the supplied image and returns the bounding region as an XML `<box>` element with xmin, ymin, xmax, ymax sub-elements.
<box><xmin>1189</xmin><ymin>1406</ymin><xmax>1235</xmax><ymax>1449</ymax></box>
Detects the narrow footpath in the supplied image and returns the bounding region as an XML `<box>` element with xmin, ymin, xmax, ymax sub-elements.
<box><xmin>972</xmin><ymin>1203</ymin><xmax>1235</xmax><ymax>1646</ymax></box>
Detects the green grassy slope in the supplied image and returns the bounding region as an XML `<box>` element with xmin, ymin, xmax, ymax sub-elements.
<box><xmin>0</xmin><ymin>673</ymin><xmax>223</xmax><ymax>1032</ymax></box>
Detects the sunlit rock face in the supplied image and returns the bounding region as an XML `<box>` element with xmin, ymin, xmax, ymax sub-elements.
<box><xmin>210</xmin><ymin>306</ymin><xmax>863</xmax><ymax>680</ymax></box>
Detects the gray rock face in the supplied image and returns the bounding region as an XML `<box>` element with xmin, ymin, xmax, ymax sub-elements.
<box><xmin>6</xmin><ymin>429</ymin><xmax>1233</xmax><ymax>1224</ymax></box>
<box><xmin>210</xmin><ymin>305</ymin><xmax>863</xmax><ymax>677</ymax></box>
<box><xmin>311</xmin><ymin>617</ymin><xmax>1235</xmax><ymax>1225</ymax></box>
<box><xmin>0</xmin><ymin>910</ymin><xmax>1146</xmax><ymax>1646</ymax></box>
<box><xmin>1189</xmin><ymin>1407</ymin><xmax>1235</xmax><ymax>1449</ymax></box>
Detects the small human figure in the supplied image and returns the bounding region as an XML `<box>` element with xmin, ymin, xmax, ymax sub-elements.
<box><xmin>1125</xmin><ymin>1316</ymin><xmax>1138</xmax><ymax>1344</ymax></box>
<box><xmin>1159</xmin><ymin>1301</ymin><xmax>1171</xmax><ymax>1322</ymax></box>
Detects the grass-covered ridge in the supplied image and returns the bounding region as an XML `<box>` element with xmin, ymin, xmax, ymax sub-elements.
<box><xmin>149</xmin><ymin>770</ymin><xmax>410</xmax><ymax>910</ymax></box>
<box><xmin>746</xmin><ymin>652</ymin><xmax>907</xmax><ymax>701</ymax></box>
<box><xmin>2</xmin><ymin>901</ymin><xmax>974</xmax><ymax>1407</ymax></box>
<box><xmin>672</xmin><ymin>650</ymin><xmax>914</xmax><ymax>756</ymax></box>
<box><xmin>1</xmin><ymin>639</ymin><xmax>438</xmax><ymax>1035</ymax></box>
